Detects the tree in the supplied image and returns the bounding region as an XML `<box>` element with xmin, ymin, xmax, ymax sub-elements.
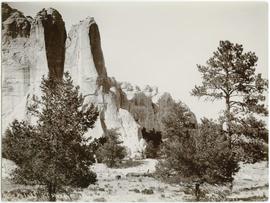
<box><xmin>96</xmin><ymin>129</ymin><xmax>127</xmax><ymax>167</ymax></box>
<box><xmin>196</xmin><ymin>118</ymin><xmax>239</xmax><ymax>185</ymax></box>
<box><xmin>155</xmin><ymin>102</ymin><xmax>199</xmax><ymax>184</ymax></box>
<box><xmin>231</xmin><ymin>115</ymin><xmax>268</xmax><ymax>143</ymax></box>
<box><xmin>2</xmin><ymin>72</ymin><xmax>99</xmax><ymax>201</ymax></box>
<box><xmin>89</xmin><ymin>136</ymin><xmax>108</xmax><ymax>163</ymax></box>
<box><xmin>231</xmin><ymin>115</ymin><xmax>268</xmax><ymax>163</ymax></box>
<box><xmin>191</xmin><ymin>40</ymin><xmax>268</xmax><ymax>147</ymax></box>
<box><xmin>155</xmin><ymin>103</ymin><xmax>239</xmax><ymax>201</ymax></box>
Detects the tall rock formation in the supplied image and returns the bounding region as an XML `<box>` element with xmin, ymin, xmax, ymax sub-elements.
<box><xmin>64</xmin><ymin>17</ymin><xmax>142</xmax><ymax>157</ymax></box>
<box><xmin>29</xmin><ymin>8</ymin><xmax>66</xmax><ymax>91</ymax></box>
<box><xmin>2</xmin><ymin>3</ymin><xmax>197</xmax><ymax>158</ymax></box>
<box><xmin>2</xmin><ymin>5</ymin><xmax>67</xmax><ymax>131</ymax></box>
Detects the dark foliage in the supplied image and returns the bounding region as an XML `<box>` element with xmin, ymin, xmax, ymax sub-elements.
<box><xmin>89</xmin><ymin>136</ymin><xmax>108</xmax><ymax>163</ymax></box>
<box><xmin>231</xmin><ymin>115</ymin><xmax>268</xmax><ymax>143</ymax></box>
<box><xmin>2</xmin><ymin>72</ymin><xmax>99</xmax><ymax>201</ymax></box>
<box><xmin>192</xmin><ymin>40</ymin><xmax>268</xmax><ymax>148</ymax></box>
<box><xmin>196</xmin><ymin>118</ymin><xmax>239</xmax><ymax>184</ymax></box>
<box><xmin>155</xmin><ymin>103</ymin><xmax>239</xmax><ymax>201</ymax></box>
<box><xmin>141</xmin><ymin>127</ymin><xmax>162</xmax><ymax>146</ymax></box>
<box><xmin>95</xmin><ymin>129</ymin><xmax>127</xmax><ymax>167</ymax></box>
<box><xmin>233</xmin><ymin>139</ymin><xmax>268</xmax><ymax>164</ymax></box>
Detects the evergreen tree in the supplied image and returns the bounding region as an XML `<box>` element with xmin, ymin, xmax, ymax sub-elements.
<box><xmin>2</xmin><ymin>72</ymin><xmax>99</xmax><ymax>201</ymax></box>
<box><xmin>196</xmin><ymin>118</ymin><xmax>239</xmax><ymax>185</ymax></box>
<box><xmin>155</xmin><ymin>103</ymin><xmax>239</xmax><ymax>201</ymax></box>
<box><xmin>96</xmin><ymin>129</ymin><xmax>127</xmax><ymax>167</ymax></box>
<box><xmin>191</xmin><ymin>41</ymin><xmax>268</xmax><ymax>147</ymax></box>
<box><xmin>155</xmin><ymin>102</ymin><xmax>199</xmax><ymax>182</ymax></box>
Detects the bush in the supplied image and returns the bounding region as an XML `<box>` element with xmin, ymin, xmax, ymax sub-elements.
<box><xmin>72</xmin><ymin>170</ymin><xmax>97</xmax><ymax>188</ymax></box>
<box><xmin>96</xmin><ymin>129</ymin><xmax>127</xmax><ymax>167</ymax></box>
<box><xmin>141</xmin><ymin>188</ymin><xmax>154</xmax><ymax>195</ymax></box>
<box><xmin>234</xmin><ymin>139</ymin><xmax>268</xmax><ymax>163</ymax></box>
<box><xmin>89</xmin><ymin>136</ymin><xmax>108</xmax><ymax>163</ymax></box>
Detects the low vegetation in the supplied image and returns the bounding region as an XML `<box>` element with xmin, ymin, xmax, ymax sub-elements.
<box><xmin>95</xmin><ymin>129</ymin><xmax>127</xmax><ymax>168</ymax></box>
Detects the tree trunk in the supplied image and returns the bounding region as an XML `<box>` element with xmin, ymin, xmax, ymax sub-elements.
<box><xmin>195</xmin><ymin>183</ymin><xmax>200</xmax><ymax>201</ymax></box>
<box><xmin>225</xmin><ymin>96</ymin><xmax>232</xmax><ymax>149</ymax></box>
<box><xmin>48</xmin><ymin>183</ymin><xmax>56</xmax><ymax>201</ymax></box>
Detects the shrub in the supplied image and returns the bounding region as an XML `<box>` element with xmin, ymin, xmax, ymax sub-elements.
<box><xmin>141</xmin><ymin>188</ymin><xmax>154</xmax><ymax>194</ymax></box>
<box><xmin>96</xmin><ymin>129</ymin><xmax>127</xmax><ymax>167</ymax></box>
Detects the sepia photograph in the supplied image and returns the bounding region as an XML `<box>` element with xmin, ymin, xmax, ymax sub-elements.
<box><xmin>1</xmin><ymin>0</ymin><xmax>268</xmax><ymax>201</ymax></box>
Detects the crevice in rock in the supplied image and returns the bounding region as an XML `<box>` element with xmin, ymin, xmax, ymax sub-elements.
<box><xmin>89</xmin><ymin>23</ymin><xmax>109</xmax><ymax>92</ymax></box>
<box><xmin>41</xmin><ymin>9</ymin><xmax>66</xmax><ymax>80</ymax></box>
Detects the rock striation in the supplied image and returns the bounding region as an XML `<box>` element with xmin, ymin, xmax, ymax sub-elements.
<box><xmin>2</xmin><ymin>5</ymin><xmax>67</xmax><ymax>132</ymax></box>
<box><xmin>64</xmin><ymin>17</ymin><xmax>142</xmax><ymax>157</ymax></box>
<box><xmin>2</xmin><ymin>3</ymin><xmax>197</xmax><ymax>158</ymax></box>
<box><xmin>2</xmin><ymin>3</ymin><xmax>32</xmax><ymax>129</ymax></box>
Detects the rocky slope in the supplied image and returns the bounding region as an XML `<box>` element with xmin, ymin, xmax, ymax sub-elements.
<box><xmin>1</xmin><ymin>3</ymin><xmax>197</xmax><ymax>158</ymax></box>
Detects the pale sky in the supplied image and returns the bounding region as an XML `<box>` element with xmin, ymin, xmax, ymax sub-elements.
<box><xmin>9</xmin><ymin>1</ymin><xmax>268</xmax><ymax>121</ymax></box>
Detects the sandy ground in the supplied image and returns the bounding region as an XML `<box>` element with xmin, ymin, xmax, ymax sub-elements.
<box><xmin>1</xmin><ymin>158</ymin><xmax>268</xmax><ymax>201</ymax></box>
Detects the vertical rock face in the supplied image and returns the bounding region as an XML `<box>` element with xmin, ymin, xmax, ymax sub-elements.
<box><xmin>37</xmin><ymin>8</ymin><xmax>66</xmax><ymax>79</ymax></box>
<box><xmin>2</xmin><ymin>3</ymin><xmax>198</xmax><ymax>158</ymax></box>
<box><xmin>2</xmin><ymin>5</ymin><xmax>67</xmax><ymax>132</ymax></box>
<box><xmin>1</xmin><ymin>3</ymin><xmax>31</xmax><ymax>129</ymax></box>
<box><xmin>89</xmin><ymin>23</ymin><xmax>108</xmax><ymax>83</ymax></box>
<box><xmin>2</xmin><ymin>38</ymin><xmax>30</xmax><ymax>121</ymax></box>
<box><xmin>30</xmin><ymin>8</ymin><xmax>66</xmax><ymax>84</ymax></box>
<box><xmin>65</xmin><ymin>17</ymin><xmax>143</xmax><ymax>157</ymax></box>
<box><xmin>65</xmin><ymin>17</ymin><xmax>100</xmax><ymax>95</ymax></box>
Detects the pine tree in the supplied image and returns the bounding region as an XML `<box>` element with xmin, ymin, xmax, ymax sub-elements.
<box><xmin>2</xmin><ymin>72</ymin><xmax>99</xmax><ymax>201</ymax></box>
<box><xmin>196</xmin><ymin>118</ymin><xmax>239</xmax><ymax>184</ymax></box>
<box><xmin>155</xmin><ymin>103</ymin><xmax>239</xmax><ymax>201</ymax></box>
<box><xmin>191</xmin><ymin>41</ymin><xmax>268</xmax><ymax>148</ymax></box>
<box><xmin>155</xmin><ymin>102</ymin><xmax>199</xmax><ymax>182</ymax></box>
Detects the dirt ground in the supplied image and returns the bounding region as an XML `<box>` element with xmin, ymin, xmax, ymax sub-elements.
<box><xmin>1</xmin><ymin>158</ymin><xmax>268</xmax><ymax>201</ymax></box>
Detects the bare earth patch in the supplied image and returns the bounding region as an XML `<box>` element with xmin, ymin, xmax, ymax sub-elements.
<box><xmin>1</xmin><ymin>158</ymin><xmax>268</xmax><ymax>201</ymax></box>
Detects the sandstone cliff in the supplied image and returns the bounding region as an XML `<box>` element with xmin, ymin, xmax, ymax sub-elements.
<box><xmin>64</xmin><ymin>17</ymin><xmax>142</xmax><ymax>157</ymax></box>
<box><xmin>2</xmin><ymin>5</ymin><xmax>67</xmax><ymax>132</ymax></box>
<box><xmin>2</xmin><ymin>3</ymin><xmax>197</xmax><ymax>158</ymax></box>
